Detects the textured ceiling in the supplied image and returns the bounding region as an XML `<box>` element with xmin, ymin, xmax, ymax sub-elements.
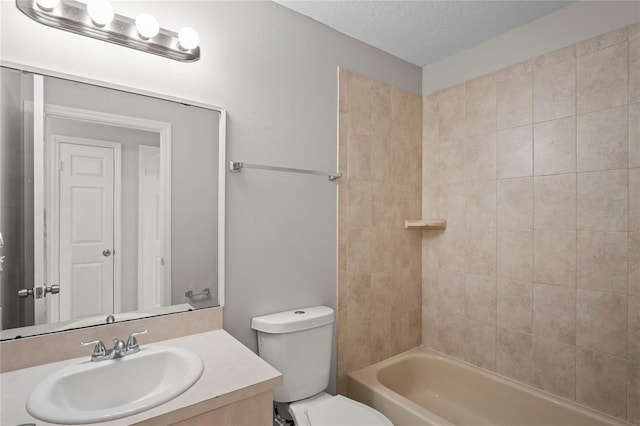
<box><xmin>275</xmin><ymin>1</ymin><xmax>574</xmax><ymax>67</ymax></box>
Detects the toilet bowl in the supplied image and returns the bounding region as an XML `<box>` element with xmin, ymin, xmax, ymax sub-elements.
<box><xmin>288</xmin><ymin>392</ymin><xmax>392</xmax><ymax>426</ymax></box>
<box><xmin>251</xmin><ymin>306</ymin><xmax>392</xmax><ymax>426</ymax></box>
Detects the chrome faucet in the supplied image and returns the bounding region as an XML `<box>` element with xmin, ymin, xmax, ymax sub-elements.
<box><xmin>80</xmin><ymin>329</ymin><xmax>149</xmax><ymax>362</ymax></box>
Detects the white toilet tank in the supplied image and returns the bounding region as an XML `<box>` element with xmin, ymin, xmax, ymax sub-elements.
<box><xmin>251</xmin><ymin>306</ymin><xmax>334</xmax><ymax>403</ymax></box>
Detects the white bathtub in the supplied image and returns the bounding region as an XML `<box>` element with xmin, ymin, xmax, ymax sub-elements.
<box><xmin>348</xmin><ymin>346</ymin><xmax>630</xmax><ymax>426</ymax></box>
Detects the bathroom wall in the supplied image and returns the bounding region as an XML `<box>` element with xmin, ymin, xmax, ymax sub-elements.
<box><xmin>422</xmin><ymin>23</ymin><xmax>640</xmax><ymax>423</ymax></box>
<box><xmin>337</xmin><ymin>68</ymin><xmax>422</xmax><ymax>393</ymax></box>
<box><xmin>423</xmin><ymin>1</ymin><xmax>640</xmax><ymax>95</ymax></box>
<box><xmin>0</xmin><ymin>1</ymin><xmax>421</xmax><ymax>392</ymax></box>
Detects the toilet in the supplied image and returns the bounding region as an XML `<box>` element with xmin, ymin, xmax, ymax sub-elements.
<box><xmin>251</xmin><ymin>306</ymin><xmax>393</xmax><ymax>426</ymax></box>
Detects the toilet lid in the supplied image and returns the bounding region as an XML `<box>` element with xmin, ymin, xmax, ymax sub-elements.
<box><xmin>305</xmin><ymin>395</ymin><xmax>393</xmax><ymax>426</ymax></box>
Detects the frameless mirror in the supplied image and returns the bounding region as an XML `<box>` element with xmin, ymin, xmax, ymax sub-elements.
<box><xmin>0</xmin><ymin>65</ymin><xmax>225</xmax><ymax>340</ymax></box>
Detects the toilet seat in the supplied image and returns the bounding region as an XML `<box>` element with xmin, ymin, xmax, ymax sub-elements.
<box><xmin>289</xmin><ymin>393</ymin><xmax>392</xmax><ymax>426</ymax></box>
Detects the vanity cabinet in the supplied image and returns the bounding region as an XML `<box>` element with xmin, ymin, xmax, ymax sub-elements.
<box><xmin>168</xmin><ymin>391</ymin><xmax>272</xmax><ymax>426</ymax></box>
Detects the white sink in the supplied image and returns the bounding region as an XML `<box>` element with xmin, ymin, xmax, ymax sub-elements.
<box><xmin>26</xmin><ymin>345</ymin><xmax>204</xmax><ymax>424</ymax></box>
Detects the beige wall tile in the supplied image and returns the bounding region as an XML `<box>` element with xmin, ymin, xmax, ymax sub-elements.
<box><xmin>533</xmin><ymin>230</ymin><xmax>577</xmax><ymax>288</ymax></box>
<box><xmin>631</xmin><ymin>104</ymin><xmax>640</xmax><ymax>169</ymax></box>
<box><xmin>533</xmin><ymin>59</ymin><xmax>576</xmax><ymax>122</ymax></box>
<box><xmin>439</xmin><ymin>138</ymin><xmax>465</xmax><ymax>184</ymax></box>
<box><xmin>577</xmin><ymin>169</ymin><xmax>628</xmax><ymax>231</ymax></box>
<box><xmin>346</xmin><ymin>320</ymin><xmax>372</xmax><ymax>371</ymax></box>
<box><xmin>533</xmin><ymin>45</ymin><xmax>576</xmax><ymax>70</ymax></box>
<box><xmin>497</xmin><ymin>278</ymin><xmax>533</xmax><ymax>334</ymax></box>
<box><xmin>630</xmin><ymin>296</ymin><xmax>640</xmax><ymax>363</ymax></box>
<box><xmin>497</xmin><ymin>73</ymin><xmax>533</xmax><ymax>130</ymax></box>
<box><xmin>576</xmin><ymin>348</ymin><xmax>627</xmax><ymax>419</ymax></box>
<box><xmin>498</xmin><ymin>229</ymin><xmax>533</xmax><ymax>282</ymax></box>
<box><xmin>465</xmin><ymin>74</ymin><xmax>496</xmax><ymax>137</ymax></box>
<box><xmin>422</xmin><ymin>307</ymin><xmax>438</xmax><ymax>349</ymax></box>
<box><xmin>533</xmin><ymin>283</ymin><xmax>576</xmax><ymax>345</ymax></box>
<box><xmin>629</xmin><ymin>168</ymin><xmax>639</xmax><ymax>232</ymax></box>
<box><xmin>577</xmin><ymin>105</ymin><xmax>628</xmax><ymax>172</ymax></box>
<box><xmin>577</xmin><ymin>42</ymin><xmax>629</xmax><ymax>114</ymax></box>
<box><xmin>391</xmin><ymin>137</ymin><xmax>422</xmax><ymax>186</ymax></box>
<box><xmin>372</xmin><ymin>85</ymin><xmax>392</xmax><ymax>139</ymax></box>
<box><xmin>534</xmin><ymin>173</ymin><xmax>577</xmax><ymax>230</ymax></box>
<box><xmin>497</xmin><ymin>177</ymin><xmax>533</xmax><ymax>229</ymax></box>
<box><xmin>438</xmin><ymin>314</ymin><xmax>465</xmax><ymax>359</ymax></box>
<box><xmin>497</xmin><ymin>125</ymin><xmax>533</xmax><ymax>178</ymax></box>
<box><xmin>370</xmin><ymin>137</ymin><xmax>391</xmax><ymax>183</ymax></box>
<box><xmin>347</xmin><ymin>180</ymin><xmax>372</xmax><ymax>228</ymax></box>
<box><xmin>439</xmin><ymin>83</ymin><xmax>465</xmax><ymax>100</ymax></box>
<box><xmin>465</xmin><ymin>273</ymin><xmax>497</xmax><ymax>324</ymax></box>
<box><xmin>391</xmin><ymin>86</ymin><xmax>413</xmax><ymax>131</ymax></box>
<box><xmin>372</xmin><ymin>184</ymin><xmax>396</xmax><ymax>227</ymax></box>
<box><xmin>466</xmin><ymin>228</ymin><xmax>497</xmax><ymax>276</ymax></box>
<box><xmin>439</xmin><ymin>226</ymin><xmax>466</xmax><ymax>272</ymax></box>
<box><xmin>629</xmin><ymin>361</ymin><xmax>640</xmax><ymax>425</ymax></box>
<box><xmin>532</xmin><ymin>337</ymin><xmax>576</xmax><ymax>400</ymax></box>
<box><xmin>576</xmin><ymin>289</ymin><xmax>627</xmax><ymax>357</ymax></box>
<box><xmin>465</xmin><ymin>133</ymin><xmax>497</xmax><ymax>181</ymax></box>
<box><xmin>369</xmin><ymin>314</ymin><xmax>396</xmax><ymax>363</ymax></box>
<box><xmin>347</xmin><ymin>274</ymin><xmax>372</xmax><ymax>324</ymax></box>
<box><xmin>630</xmin><ymin>232</ymin><xmax>640</xmax><ymax>296</ymax></box>
<box><xmin>576</xmin><ymin>27</ymin><xmax>628</xmax><ymax>57</ymax></box>
<box><xmin>347</xmin><ymin>73</ymin><xmax>372</xmax><ymax>135</ymax></box>
<box><xmin>347</xmin><ymin>133</ymin><xmax>372</xmax><ymax>180</ymax></box>
<box><xmin>533</xmin><ymin>116</ymin><xmax>576</xmax><ymax>176</ymax></box>
<box><xmin>495</xmin><ymin>59</ymin><xmax>533</xmax><ymax>82</ymax></box>
<box><xmin>630</xmin><ymin>37</ymin><xmax>640</xmax><ymax>104</ymax></box>
<box><xmin>497</xmin><ymin>328</ymin><xmax>533</xmax><ymax>384</ymax></box>
<box><xmin>423</xmin><ymin>94</ymin><xmax>439</xmax><ymax>145</ymax></box>
<box><xmin>422</xmin><ymin>143</ymin><xmax>439</xmax><ymax>186</ymax></box>
<box><xmin>439</xmin><ymin>183</ymin><xmax>466</xmax><ymax>228</ymax></box>
<box><xmin>422</xmin><ymin>184</ymin><xmax>439</xmax><ymax>219</ymax></box>
<box><xmin>466</xmin><ymin>180</ymin><xmax>497</xmax><ymax>228</ymax></box>
<box><xmin>347</xmin><ymin>228</ymin><xmax>371</xmax><ymax>275</ymax></box>
<box><xmin>577</xmin><ymin>230</ymin><xmax>628</xmax><ymax>294</ymax></box>
<box><xmin>465</xmin><ymin>319</ymin><xmax>497</xmax><ymax>370</ymax></box>
<box><xmin>439</xmin><ymin>93</ymin><xmax>465</xmax><ymax>141</ymax></box>
<box><xmin>439</xmin><ymin>269</ymin><xmax>466</xmax><ymax>317</ymax></box>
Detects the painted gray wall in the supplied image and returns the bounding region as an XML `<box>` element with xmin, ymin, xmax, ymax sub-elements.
<box><xmin>0</xmin><ymin>1</ymin><xmax>421</xmax><ymax>392</ymax></box>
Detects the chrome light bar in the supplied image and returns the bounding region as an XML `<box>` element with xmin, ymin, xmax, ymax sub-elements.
<box><xmin>16</xmin><ymin>0</ymin><xmax>200</xmax><ymax>62</ymax></box>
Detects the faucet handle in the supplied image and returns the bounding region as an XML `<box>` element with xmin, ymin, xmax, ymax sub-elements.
<box><xmin>80</xmin><ymin>339</ymin><xmax>107</xmax><ymax>360</ymax></box>
<box><xmin>126</xmin><ymin>329</ymin><xmax>149</xmax><ymax>351</ymax></box>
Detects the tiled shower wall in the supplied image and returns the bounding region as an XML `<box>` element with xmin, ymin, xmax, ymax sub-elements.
<box><xmin>422</xmin><ymin>24</ymin><xmax>640</xmax><ymax>423</ymax></box>
<box><xmin>337</xmin><ymin>68</ymin><xmax>422</xmax><ymax>393</ymax></box>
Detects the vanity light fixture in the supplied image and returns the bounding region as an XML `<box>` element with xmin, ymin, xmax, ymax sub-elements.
<box><xmin>16</xmin><ymin>0</ymin><xmax>200</xmax><ymax>62</ymax></box>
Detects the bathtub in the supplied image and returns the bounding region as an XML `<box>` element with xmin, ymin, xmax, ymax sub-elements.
<box><xmin>347</xmin><ymin>346</ymin><xmax>629</xmax><ymax>426</ymax></box>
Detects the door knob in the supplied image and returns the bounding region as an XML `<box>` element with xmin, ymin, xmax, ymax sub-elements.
<box><xmin>102</xmin><ymin>249</ymin><xmax>112</xmax><ymax>257</ymax></box>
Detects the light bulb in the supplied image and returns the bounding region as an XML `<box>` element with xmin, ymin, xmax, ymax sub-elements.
<box><xmin>178</xmin><ymin>27</ymin><xmax>199</xmax><ymax>50</ymax></box>
<box><xmin>35</xmin><ymin>0</ymin><xmax>60</xmax><ymax>11</ymax></box>
<box><xmin>136</xmin><ymin>13</ymin><xmax>159</xmax><ymax>39</ymax></box>
<box><xmin>87</xmin><ymin>0</ymin><xmax>114</xmax><ymax>27</ymax></box>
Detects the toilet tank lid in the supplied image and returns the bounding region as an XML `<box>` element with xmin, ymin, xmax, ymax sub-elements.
<box><xmin>251</xmin><ymin>306</ymin><xmax>335</xmax><ymax>334</ymax></box>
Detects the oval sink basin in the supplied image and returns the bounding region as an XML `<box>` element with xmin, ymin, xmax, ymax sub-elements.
<box><xmin>26</xmin><ymin>345</ymin><xmax>204</xmax><ymax>424</ymax></box>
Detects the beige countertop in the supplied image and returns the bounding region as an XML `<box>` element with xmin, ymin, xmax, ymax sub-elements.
<box><xmin>0</xmin><ymin>329</ymin><xmax>282</xmax><ymax>425</ymax></box>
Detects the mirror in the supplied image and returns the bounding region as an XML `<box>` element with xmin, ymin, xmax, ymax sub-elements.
<box><xmin>0</xmin><ymin>65</ymin><xmax>225</xmax><ymax>340</ymax></box>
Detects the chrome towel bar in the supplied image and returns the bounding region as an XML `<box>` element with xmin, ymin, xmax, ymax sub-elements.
<box><xmin>229</xmin><ymin>161</ymin><xmax>341</xmax><ymax>181</ymax></box>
